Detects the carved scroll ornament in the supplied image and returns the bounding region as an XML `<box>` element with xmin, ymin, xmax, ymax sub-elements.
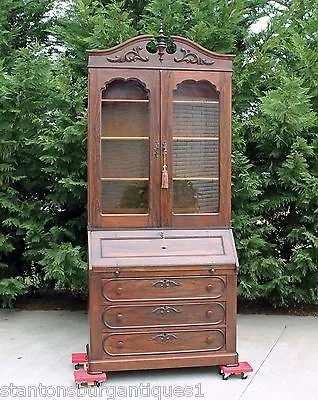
<box><xmin>174</xmin><ymin>48</ymin><xmax>214</xmax><ymax>65</ymax></box>
<box><xmin>107</xmin><ymin>46</ymin><xmax>149</xmax><ymax>63</ymax></box>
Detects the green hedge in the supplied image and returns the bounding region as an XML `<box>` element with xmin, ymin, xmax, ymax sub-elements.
<box><xmin>0</xmin><ymin>0</ymin><xmax>317</xmax><ymax>307</ymax></box>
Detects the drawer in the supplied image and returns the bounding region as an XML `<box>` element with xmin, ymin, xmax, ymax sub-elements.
<box><xmin>102</xmin><ymin>329</ymin><xmax>225</xmax><ymax>356</ymax></box>
<box><xmin>102</xmin><ymin>302</ymin><xmax>225</xmax><ymax>328</ymax></box>
<box><xmin>102</xmin><ymin>276</ymin><xmax>226</xmax><ymax>302</ymax></box>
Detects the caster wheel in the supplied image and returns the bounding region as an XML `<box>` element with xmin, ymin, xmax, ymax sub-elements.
<box><xmin>95</xmin><ymin>381</ymin><xmax>101</xmax><ymax>387</ymax></box>
<box><xmin>75</xmin><ymin>364</ymin><xmax>80</xmax><ymax>370</ymax></box>
<box><xmin>76</xmin><ymin>383</ymin><xmax>81</xmax><ymax>389</ymax></box>
<box><xmin>222</xmin><ymin>374</ymin><xmax>230</xmax><ymax>380</ymax></box>
<box><xmin>241</xmin><ymin>373</ymin><xmax>248</xmax><ymax>379</ymax></box>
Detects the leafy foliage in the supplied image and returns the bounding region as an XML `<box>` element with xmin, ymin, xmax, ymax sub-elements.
<box><xmin>0</xmin><ymin>0</ymin><xmax>317</xmax><ymax>307</ymax></box>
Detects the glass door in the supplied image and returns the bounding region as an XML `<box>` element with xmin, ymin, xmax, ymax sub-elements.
<box><xmin>161</xmin><ymin>71</ymin><xmax>232</xmax><ymax>228</ymax></box>
<box><xmin>101</xmin><ymin>79</ymin><xmax>149</xmax><ymax>214</ymax></box>
<box><xmin>88</xmin><ymin>70</ymin><xmax>160</xmax><ymax>228</ymax></box>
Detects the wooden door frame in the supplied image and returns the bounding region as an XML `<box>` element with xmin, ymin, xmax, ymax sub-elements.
<box><xmin>87</xmin><ymin>68</ymin><xmax>161</xmax><ymax>228</ymax></box>
<box><xmin>160</xmin><ymin>70</ymin><xmax>232</xmax><ymax>228</ymax></box>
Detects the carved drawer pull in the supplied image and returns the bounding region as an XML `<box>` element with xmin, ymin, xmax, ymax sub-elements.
<box><xmin>206</xmin><ymin>310</ymin><xmax>213</xmax><ymax>318</ymax></box>
<box><xmin>152</xmin><ymin>333</ymin><xmax>178</xmax><ymax>343</ymax></box>
<box><xmin>152</xmin><ymin>279</ymin><xmax>181</xmax><ymax>288</ymax></box>
<box><xmin>207</xmin><ymin>284</ymin><xmax>214</xmax><ymax>292</ymax></box>
<box><xmin>152</xmin><ymin>306</ymin><xmax>181</xmax><ymax>315</ymax></box>
<box><xmin>117</xmin><ymin>341</ymin><xmax>124</xmax><ymax>349</ymax></box>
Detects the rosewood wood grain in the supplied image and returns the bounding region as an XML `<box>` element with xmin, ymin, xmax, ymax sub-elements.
<box><xmin>87</xmin><ymin>34</ymin><xmax>238</xmax><ymax>374</ymax></box>
<box><xmin>102</xmin><ymin>329</ymin><xmax>225</xmax><ymax>356</ymax></box>
<box><xmin>102</xmin><ymin>302</ymin><xmax>225</xmax><ymax>329</ymax></box>
<box><xmin>101</xmin><ymin>276</ymin><xmax>226</xmax><ymax>302</ymax></box>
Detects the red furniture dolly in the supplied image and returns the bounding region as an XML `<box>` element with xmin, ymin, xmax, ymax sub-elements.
<box><xmin>72</xmin><ymin>352</ymin><xmax>88</xmax><ymax>370</ymax></box>
<box><xmin>72</xmin><ymin>351</ymin><xmax>107</xmax><ymax>388</ymax></box>
<box><xmin>74</xmin><ymin>369</ymin><xmax>107</xmax><ymax>389</ymax></box>
<box><xmin>220</xmin><ymin>361</ymin><xmax>253</xmax><ymax>380</ymax></box>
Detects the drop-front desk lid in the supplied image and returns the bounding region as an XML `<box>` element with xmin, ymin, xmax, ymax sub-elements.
<box><xmin>88</xmin><ymin>229</ymin><xmax>238</xmax><ymax>268</ymax></box>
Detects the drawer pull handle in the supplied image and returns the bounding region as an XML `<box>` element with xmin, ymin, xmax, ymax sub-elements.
<box><xmin>206</xmin><ymin>310</ymin><xmax>213</xmax><ymax>318</ymax></box>
<box><xmin>116</xmin><ymin>287</ymin><xmax>123</xmax><ymax>295</ymax></box>
<box><xmin>207</xmin><ymin>284</ymin><xmax>214</xmax><ymax>292</ymax></box>
<box><xmin>116</xmin><ymin>313</ymin><xmax>123</xmax><ymax>321</ymax></box>
<box><xmin>152</xmin><ymin>306</ymin><xmax>181</xmax><ymax>315</ymax></box>
<box><xmin>117</xmin><ymin>341</ymin><xmax>124</xmax><ymax>349</ymax></box>
<box><xmin>152</xmin><ymin>333</ymin><xmax>178</xmax><ymax>343</ymax></box>
<box><xmin>206</xmin><ymin>336</ymin><xmax>214</xmax><ymax>345</ymax></box>
<box><xmin>152</xmin><ymin>279</ymin><xmax>181</xmax><ymax>288</ymax></box>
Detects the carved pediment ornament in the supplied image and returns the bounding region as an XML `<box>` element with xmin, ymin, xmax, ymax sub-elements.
<box><xmin>105</xmin><ymin>26</ymin><xmax>214</xmax><ymax>65</ymax></box>
<box><xmin>174</xmin><ymin>48</ymin><xmax>214</xmax><ymax>66</ymax></box>
<box><xmin>107</xmin><ymin>46</ymin><xmax>149</xmax><ymax>63</ymax></box>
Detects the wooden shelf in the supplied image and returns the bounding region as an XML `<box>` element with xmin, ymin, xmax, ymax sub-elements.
<box><xmin>101</xmin><ymin>178</ymin><xmax>149</xmax><ymax>181</ymax></box>
<box><xmin>173</xmin><ymin>100</ymin><xmax>219</xmax><ymax>104</ymax></box>
<box><xmin>173</xmin><ymin>137</ymin><xmax>219</xmax><ymax>141</ymax></box>
<box><xmin>101</xmin><ymin>136</ymin><xmax>149</xmax><ymax>140</ymax></box>
<box><xmin>173</xmin><ymin>177</ymin><xmax>219</xmax><ymax>181</ymax></box>
<box><xmin>102</xmin><ymin>99</ymin><xmax>149</xmax><ymax>103</ymax></box>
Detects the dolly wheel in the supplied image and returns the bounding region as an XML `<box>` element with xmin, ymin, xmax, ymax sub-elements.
<box><xmin>95</xmin><ymin>381</ymin><xmax>101</xmax><ymax>387</ymax></box>
<box><xmin>241</xmin><ymin>373</ymin><xmax>248</xmax><ymax>379</ymax></box>
<box><xmin>222</xmin><ymin>373</ymin><xmax>230</xmax><ymax>380</ymax></box>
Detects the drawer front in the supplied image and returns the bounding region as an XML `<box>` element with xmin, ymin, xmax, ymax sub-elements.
<box><xmin>102</xmin><ymin>329</ymin><xmax>225</xmax><ymax>356</ymax></box>
<box><xmin>102</xmin><ymin>276</ymin><xmax>226</xmax><ymax>301</ymax></box>
<box><xmin>102</xmin><ymin>302</ymin><xmax>225</xmax><ymax>328</ymax></box>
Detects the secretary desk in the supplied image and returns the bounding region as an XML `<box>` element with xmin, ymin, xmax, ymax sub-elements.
<box><xmin>87</xmin><ymin>30</ymin><xmax>238</xmax><ymax>372</ymax></box>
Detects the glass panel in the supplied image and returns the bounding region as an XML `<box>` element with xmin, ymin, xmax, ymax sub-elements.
<box><xmin>173</xmin><ymin>140</ymin><xmax>218</xmax><ymax>178</ymax></box>
<box><xmin>101</xmin><ymin>181</ymin><xmax>148</xmax><ymax>214</ymax></box>
<box><xmin>101</xmin><ymin>79</ymin><xmax>149</xmax><ymax>214</ymax></box>
<box><xmin>102</xmin><ymin>79</ymin><xmax>148</xmax><ymax>100</ymax></box>
<box><xmin>102</xmin><ymin>103</ymin><xmax>148</xmax><ymax>137</ymax></box>
<box><xmin>101</xmin><ymin>140</ymin><xmax>149</xmax><ymax>178</ymax></box>
<box><xmin>172</xmin><ymin>80</ymin><xmax>220</xmax><ymax>214</ymax></box>
<box><xmin>173</xmin><ymin>180</ymin><xmax>219</xmax><ymax>214</ymax></box>
<box><xmin>173</xmin><ymin>102</ymin><xmax>219</xmax><ymax>138</ymax></box>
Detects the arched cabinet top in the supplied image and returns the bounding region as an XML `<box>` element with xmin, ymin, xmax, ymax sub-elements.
<box><xmin>87</xmin><ymin>34</ymin><xmax>235</xmax><ymax>71</ymax></box>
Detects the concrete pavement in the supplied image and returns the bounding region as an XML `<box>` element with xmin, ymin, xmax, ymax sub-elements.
<box><xmin>0</xmin><ymin>309</ymin><xmax>317</xmax><ymax>399</ymax></box>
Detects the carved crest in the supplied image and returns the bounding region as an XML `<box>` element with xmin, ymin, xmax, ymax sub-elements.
<box><xmin>107</xmin><ymin>46</ymin><xmax>149</xmax><ymax>63</ymax></box>
<box><xmin>174</xmin><ymin>48</ymin><xmax>214</xmax><ymax>65</ymax></box>
<box><xmin>88</xmin><ymin>28</ymin><xmax>235</xmax><ymax>70</ymax></box>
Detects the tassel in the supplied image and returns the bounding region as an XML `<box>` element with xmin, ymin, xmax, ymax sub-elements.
<box><xmin>161</xmin><ymin>165</ymin><xmax>169</xmax><ymax>189</ymax></box>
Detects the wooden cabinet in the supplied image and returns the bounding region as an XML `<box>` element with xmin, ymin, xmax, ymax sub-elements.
<box><xmin>87</xmin><ymin>32</ymin><xmax>238</xmax><ymax>372</ymax></box>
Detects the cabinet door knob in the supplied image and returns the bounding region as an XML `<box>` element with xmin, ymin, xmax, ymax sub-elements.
<box><xmin>117</xmin><ymin>341</ymin><xmax>124</xmax><ymax>349</ymax></box>
<box><xmin>207</xmin><ymin>284</ymin><xmax>214</xmax><ymax>292</ymax></box>
<box><xmin>206</xmin><ymin>310</ymin><xmax>213</xmax><ymax>318</ymax></box>
<box><xmin>116</xmin><ymin>313</ymin><xmax>123</xmax><ymax>321</ymax></box>
<box><xmin>116</xmin><ymin>287</ymin><xmax>123</xmax><ymax>295</ymax></box>
<box><xmin>206</xmin><ymin>336</ymin><xmax>214</xmax><ymax>345</ymax></box>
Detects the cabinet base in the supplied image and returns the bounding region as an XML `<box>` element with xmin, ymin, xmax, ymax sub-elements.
<box><xmin>88</xmin><ymin>352</ymin><xmax>239</xmax><ymax>372</ymax></box>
